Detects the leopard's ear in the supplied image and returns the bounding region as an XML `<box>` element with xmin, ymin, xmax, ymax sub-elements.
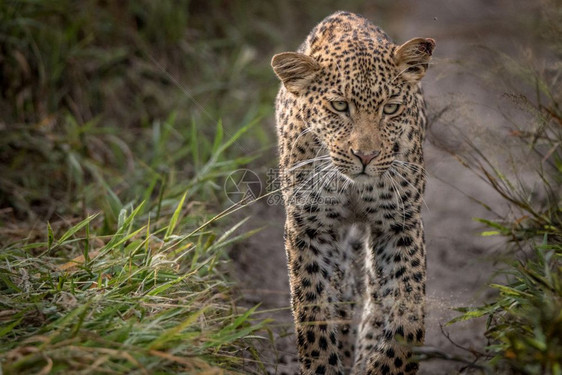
<box><xmin>271</xmin><ymin>52</ymin><xmax>321</xmax><ymax>95</ymax></box>
<box><xmin>394</xmin><ymin>38</ymin><xmax>435</xmax><ymax>82</ymax></box>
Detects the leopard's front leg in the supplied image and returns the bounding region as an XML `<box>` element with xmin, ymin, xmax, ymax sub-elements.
<box><xmin>284</xmin><ymin>214</ymin><xmax>347</xmax><ymax>375</ymax></box>
<box><xmin>354</xmin><ymin>221</ymin><xmax>426</xmax><ymax>375</ymax></box>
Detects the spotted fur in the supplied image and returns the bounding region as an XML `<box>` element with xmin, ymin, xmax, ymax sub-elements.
<box><xmin>271</xmin><ymin>11</ymin><xmax>435</xmax><ymax>375</ymax></box>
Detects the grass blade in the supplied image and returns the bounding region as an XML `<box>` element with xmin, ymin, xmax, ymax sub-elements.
<box><xmin>164</xmin><ymin>191</ymin><xmax>187</xmax><ymax>242</ymax></box>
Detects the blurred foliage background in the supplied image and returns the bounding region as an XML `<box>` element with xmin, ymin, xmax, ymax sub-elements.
<box><xmin>0</xmin><ymin>0</ymin><xmax>377</xmax><ymax>225</ymax></box>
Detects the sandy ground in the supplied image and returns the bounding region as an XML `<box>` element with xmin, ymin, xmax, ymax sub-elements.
<box><xmin>229</xmin><ymin>1</ymin><xmax>540</xmax><ymax>374</ymax></box>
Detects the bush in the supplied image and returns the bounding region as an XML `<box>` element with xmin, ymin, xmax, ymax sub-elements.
<box><xmin>450</xmin><ymin>2</ymin><xmax>562</xmax><ymax>373</ymax></box>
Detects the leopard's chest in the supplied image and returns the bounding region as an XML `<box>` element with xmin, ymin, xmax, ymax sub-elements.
<box><xmin>301</xmin><ymin>180</ymin><xmax>399</xmax><ymax>231</ymax></box>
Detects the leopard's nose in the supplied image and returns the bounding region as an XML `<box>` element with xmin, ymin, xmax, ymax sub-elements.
<box><xmin>350</xmin><ymin>148</ymin><xmax>380</xmax><ymax>166</ymax></box>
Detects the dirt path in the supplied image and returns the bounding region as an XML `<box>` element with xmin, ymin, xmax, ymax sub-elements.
<box><xmin>230</xmin><ymin>2</ymin><xmax>538</xmax><ymax>374</ymax></box>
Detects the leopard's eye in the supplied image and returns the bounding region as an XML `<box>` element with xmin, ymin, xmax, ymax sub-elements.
<box><xmin>383</xmin><ymin>103</ymin><xmax>401</xmax><ymax>115</ymax></box>
<box><xmin>331</xmin><ymin>101</ymin><xmax>349</xmax><ymax>112</ymax></box>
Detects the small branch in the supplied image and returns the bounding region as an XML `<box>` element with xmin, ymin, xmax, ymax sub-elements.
<box><xmin>439</xmin><ymin>323</ymin><xmax>489</xmax><ymax>359</ymax></box>
<box><xmin>413</xmin><ymin>346</ymin><xmax>492</xmax><ymax>375</ymax></box>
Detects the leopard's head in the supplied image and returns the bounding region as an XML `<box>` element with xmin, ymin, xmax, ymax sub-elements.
<box><xmin>272</xmin><ymin>32</ymin><xmax>435</xmax><ymax>183</ymax></box>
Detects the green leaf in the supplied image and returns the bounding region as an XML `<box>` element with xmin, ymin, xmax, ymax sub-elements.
<box><xmin>164</xmin><ymin>191</ymin><xmax>187</xmax><ymax>241</ymax></box>
<box><xmin>473</xmin><ymin>217</ymin><xmax>510</xmax><ymax>234</ymax></box>
<box><xmin>146</xmin><ymin>272</ymin><xmax>192</xmax><ymax>296</ymax></box>
<box><xmin>0</xmin><ymin>273</ymin><xmax>22</xmax><ymax>293</ymax></box>
<box><xmin>149</xmin><ymin>307</ymin><xmax>208</xmax><ymax>350</ymax></box>
<box><xmin>481</xmin><ymin>230</ymin><xmax>500</xmax><ymax>237</ymax></box>
<box><xmin>491</xmin><ymin>283</ymin><xmax>533</xmax><ymax>298</ymax></box>
<box><xmin>212</xmin><ymin>119</ymin><xmax>224</xmax><ymax>154</ymax></box>
<box><xmin>45</xmin><ymin>300</ymin><xmax>93</xmax><ymax>340</ymax></box>
<box><xmin>47</xmin><ymin>222</ymin><xmax>54</xmax><ymax>251</ymax></box>
<box><xmin>0</xmin><ymin>314</ymin><xmax>24</xmax><ymax>338</ymax></box>
<box><xmin>101</xmin><ymin>202</ymin><xmax>145</xmax><ymax>252</ymax></box>
<box><xmin>57</xmin><ymin>213</ymin><xmax>99</xmax><ymax>246</ymax></box>
<box><xmin>117</xmin><ymin>207</ymin><xmax>127</xmax><ymax>229</ymax></box>
<box><xmin>205</xmin><ymin>306</ymin><xmax>267</xmax><ymax>349</ymax></box>
<box><xmin>447</xmin><ymin>309</ymin><xmax>490</xmax><ymax>325</ymax></box>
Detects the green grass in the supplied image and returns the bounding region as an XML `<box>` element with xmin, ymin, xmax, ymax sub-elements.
<box><xmin>0</xmin><ymin>92</ymin><xmax>269</xmax><ymax>373</ymax></box>
<box><xmin>0</xmin><ymin>200</ymin><xmax>268</xmax><ymax>374</ymax></box>
<box><xmin>0</xmin><ymin>2</ymin><xmax>281</xmax><ymax>372</ymax></box>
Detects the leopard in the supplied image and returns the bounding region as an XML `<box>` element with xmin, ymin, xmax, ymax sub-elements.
<box><xmin>270</xmin><ymin>11</ymin><xmax>435</xmax><ymax>375</ymax></box>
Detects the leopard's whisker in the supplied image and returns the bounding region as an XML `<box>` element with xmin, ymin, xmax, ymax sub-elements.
<box><xmin>317</xmin><ymin>168</ymin><xmax>338</xmax><ymax>194</ymax></box>
<box><xmin>288</xmin><ymin>155</ymin><xmax>331</xmax><ymax>172</ymax></box>
<box><xmin>386</xmin><ymin>173</ymin><xmax>407</xmax><ymax>227</ymax></box>
<box><xmin>291</xmin><ymin>161</ymin><xmax>333</xmax><ymax>198</ymax></box>
<box><xmin>393</xmin><ymin>160</ymin><xmax>428</xmax><ymax>177</ymax></box>
<box><xmin>391</xmin><ymin>165</ymin><xmax>430</xmax><ymax>212</ymax></box>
